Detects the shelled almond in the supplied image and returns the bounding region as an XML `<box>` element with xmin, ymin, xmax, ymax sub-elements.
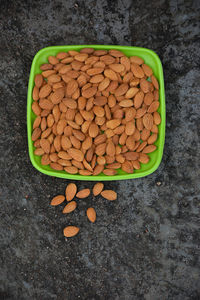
<box><xmin>32</xmin><ymin>48</ymin><xmax>161</xmax><ymax>175</ymax></box>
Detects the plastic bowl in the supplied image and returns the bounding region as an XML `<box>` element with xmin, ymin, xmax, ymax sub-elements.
<box><xmin>27</xmin><ymin>45</ymin><xmax>165</xmax><ymax>181</ymax></box>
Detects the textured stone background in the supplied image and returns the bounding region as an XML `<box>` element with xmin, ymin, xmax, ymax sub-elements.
<box><xmin>0</xmin><ymin>0</ymin><xmax>200</xmax><ymax>299</ymax></box>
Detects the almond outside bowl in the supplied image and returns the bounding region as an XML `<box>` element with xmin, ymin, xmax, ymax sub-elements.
<box><xmin>27</xmin><ymin>45</ymin><xmax>165</xmax><ymax>181</ymax></box>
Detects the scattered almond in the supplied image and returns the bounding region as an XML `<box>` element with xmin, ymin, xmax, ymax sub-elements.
<box><xmin>63</xmin><ymin>226</ymin><xmax>79</xmax><ymax>237</ymax></box>
<box><xmin>87</xmin><ymin>207</ymin><xmax>96</xmax><ymax>223</ymax></box>
<box><xmin>76</xmin><ymin>188</ymin><xmax>91</xmax><ymax>198</ymax></box>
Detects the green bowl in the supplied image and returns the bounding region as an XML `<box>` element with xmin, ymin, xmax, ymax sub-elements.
<box><xmin>27</xmin><ymin>45</ymin><xmax>165</xmax><ymax>181</ymax></box>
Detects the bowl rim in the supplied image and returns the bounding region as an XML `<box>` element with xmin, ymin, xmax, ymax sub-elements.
<box><xmin>27</xmin><ymin>45</ymin><xmax>165</xmax><ymax>181</ymax></box>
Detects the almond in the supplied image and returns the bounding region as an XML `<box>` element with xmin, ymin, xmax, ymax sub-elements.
<box><xmin>63</xmin><ymin>226</ymin><xmax>79</xmax><ymax>237</ymax></box>
<box><xmin>82</xmin><ymin>86</ymin><xmax>97</xmax><ymax>98</ymax></box>
<box><xmin>125</xmin><ymin>121</ymin><xmax>135</xmax><ymax>135</ymax></box>
<box><xmin>93</xmin><ymin>183</ymin><xmax>104</xmax><ymax>196</ymax></box>
<box><xmin>153</xmin><ymin>111</ymin><xmax>161</xmax><ymax>125</ymax></box>
<box><xmin>63</xmin><ymin>201</ymin><xmax>77</xmax><ymax>213</ymax></box>
<box><xmin>103</xmin><ymin>169</ymin><xmax>117</xmax><ymax>175</ymax></box>
<box><xmin>66</xmin><ymin>79</ymin><xmax>78</xmax><ymax>96</ymax></box>
<box><xmin>147</xmin><ymin>101</ymin><xmax>160</xmax><ymax>113</ymax></box>
<box><xmin>87</xmin><ymin>207</ymin><xmax>96</xmax><ymax>223</ymax></box>
<box><xmin>147</xmin><ymin>133</ymin><xmax>158</xmax><ymax>144</ymax></box>
<box><xmin>32</xmin><ymin>128</ymin><xmax>41</xmax><ymax>141</ymax></box>
<box><xmin>64</xmin><ymin>166</ymin><xmax>78</xmax><ymax>174</ymax></box>
<box><xmin>142</xmin><ymin>64</ymin><xmax>153</xmax><ymax>77</ymax></box>
<box><xmin>131</xmin><ymin>63</ymin><xmax>144</xmax><ymax>78</ymax></box>
<box><xmin>124</xmin><ymin>152</ymin><xmax>139</xmax><ymax>161</ymax></box>
<box><xmin>138</xmin><ymin>153</ymin><xmax>150</xmax><ymax>164</ymax></box>
<box><xmin>151</xmin><ymin>75</ymin><xmax>159</xmax><ymax>89</ymax></box>
<box><xmin>122</xmin><ymin>161</ymin><xmax>134</xmax><ymax>173</ymax></box>
<box><xmin>101</xmin><ymin>190</ymin><xmax>117</xmax><ymax>201</ymax></box>
<box><xmin>39</xmin><ymin>84</ymin><xmax>52</xmax><ymax>98</ymax></box>
<box><xmin>40</xmin><ymin>138</ymin><xmax>50</xmax><ymax>154</ymax></box>
<box><xmin>130</xmin><ymin>56</ymin><xmax>144</xmax><ymax>65</ymax></box>
<box><xmin>76</xmin><ymin>189</ymin><xmax>90</xmax><ymax>198</ymax></box>
<box><xmin>67</xmin><ymin>148</ymin><xmax>84</xmax><ymax>162</ymax></box>
<box><xmin>143</xmin><ymin>113</ymin><xmax>154</xmax><ymax>130</ymax></box>
<box><xmin>114</xmin><ymin>83</ymin><xmax>128</xmax><ymax>96</ymax></box>
<box><xmin>142</xmin><ymin>145</ymin><xmax>157</xmax><ymax>153</ymax></box>
<box><xmin>51</xmin><ymin>195</ymin><xmax>65</xmax><ymax>206</ymax></box>
<box><xmin>119</xmin><ymin>100</ymin><xmax>134</xmax><ymax>108</ymax></box>
<box><xmin>50</xmin><ymin>162</ymin><xmax>63</xmax><ymax>170</ymax></box>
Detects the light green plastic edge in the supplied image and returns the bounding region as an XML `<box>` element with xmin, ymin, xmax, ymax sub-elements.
<box><xmin>27</xmin><ymin>45</ymin><xmax>165</xmax><ymax>181</ymax></box>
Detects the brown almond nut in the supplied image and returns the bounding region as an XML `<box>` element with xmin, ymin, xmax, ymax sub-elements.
<box><xmin>66</xmin><ymin>79</ymin><xmax>78</xmax><ymax>96</ymax></box>
<box><xmin>151</xmin><ymin>124</ymin><xmax>158</xmax><ymax>134</ymax></box>
<box><xmin>95</xmin><ymin>143</ymin><xmax>106</xmax><ymax>156</ymax></box>
<box><xmin>101</xmin><ymin>190</ymin><xmax>117</xmax><ymax>201</ymax></box>
<box><xmin>82</xmin><ymin>136</ymin><xmax>93</xmax><ymax>150</ymax></box>
<box><xmin>51</xmin><ymin>88</ymin><xmax>65</xmax><ymax>104</ymax></box>
<box><xmin>104</xmin><ymin>69</ymin><xmax>118</xmax><ymax>81</ymax></box>
<box><xmin>89</xmin><ymin>122</ymin><xmax>99</xmax><ymax>138</ymax></box>
<box><xmin>130</xmin><ymin>56</ymin><xmax>144</xmax><ymax>65</ymax></box>
<box><xmin>93</xmin><ymin>96</ymin><xmax>107</xmax><ymax>106</ymax></box>
<box><xmin>131</xmin><ymin>63</ymin><xmax>144</xmax><ymax>78</ymax></box>
<box><xmin>76</xmin><ymin>189</ymin><xmax>90</xmax><ymax>198</ymax></box>
<box><xmin>138</xmin><ymin>153</ymin><xmax>150</xmax><ymax>164</ymax></box>
<box><xmin>124</xmin><ymin>152</ymin><xmax>139</xmax><ymax>161</ymax></box>
<box><xmin>40</xmin><ymin>63</ymin><xmax>53</xmax><ymax>71</ymax></box>
<box><xmin>125</xmin><ymin>121</ymin><xmax>135</xmax><ymax>136</ymax></box>
<box><xmin>39</xmin><ymin>84</ymin><xmax>52</xmax><ymax>98</ymax></box>
<box><xmin>147</xmin><ymin>101</ymin><xmax>160</xmax><ymax>113</ymax></box>
<box><xmin>87</xmin><ymin>68</ymin><xmax>104</xmax><ymax>76</ymax></box>
<box><xmin>147</xmin><ymin>133</ymin><xmax>158</xmax><ymax>144</ymax></box>
<box><xmin>58</xmin><ymin>159</ymin><xmax>72</xmax><ymax>166</ymax></box>
<box><xmin>54</xmin><ymin>135</ymin><xmax>61</xmax><ymax>152</ymax></box>
<box><xmin>33</xmin><ymin>116</ymin><xmax>41</xmax><ymax>129</ymax></box>
<box><xmin>79</xmin><ymin>169</ymin><xmax>92</xmax><ymax>175</ymax></box>
<box><xmin>50</xmin><ymin>153</ymin><xmax>59</xmax><ymax>162</ymax></box>
<box><xmin>143</xmin><ymin>113</ymin><xmax>154</xmax><ymax>130</ymax></box>
<box><xmin>106</xmin><ymin>162</ymin><xmax>121</xmax><ymax>169</ymax></box>
<box><xmin>132</xmin><ymin>160</ymin><xmax>141</xmax><ymax>170</ymax></box>
<box><xmin>40</xmin><ymin>138</ymin><xmax>50</xmax><ymax>154</ymax></box>
<box><xmin>32</xmin><ymin>128</ymin><xmax>41</xmax><ymax>141</ymax></box>
<box><xmin>136</xmin><ymin>141</ymin><xmax>147</xmax><ymax>153</ymax></box>
<box><xmin>141</xmin><ymin>128</ymin><xmax>151</xmax><ymax>141</ymax></box>
<box><xmin>51</xmin><ymin>195</ymin><xmax>65</xmax><ymax>206</ymax></box>
<box><xmin>34</xmin><ymin>148</ymin><xmax>45</xmax><ymax>156</ymax></box>
<box><xmin>144</xmin><ymin>92</ymin><xmax>154</xmax><ymax>106</ymax></box>
<box><xmin>126</xmin><ymin>136</ymin><xmax>135</xmax><ymax>150</ymax></box>
<box><xmin>134</xmin><ymin>91</ymin><xmax>144</xmax><ymax>109</ymax></box>
<box><xmin>34</xmin><ymin>74</ymin><xmax>43</xmax><ymax>88</ymax></box>
<box><xmin>125</xmin><ymin>87</ymin><xmax>139</xmax><ymax>99</ymax></box>
<box><xmin>151</xmin><ymin>75</ymin><xmax>159</xmax><ymax>89</ymax></box>
<box><xmin>106</xmin><ymin>119</ymin><xmax>121</xmax><ymax>129</ymax></box>
<box><xmin>87</xmin><ymin>207</ymin><xmax>96</xmax><ymax>223</ymax></box>
<box><xmin>83</xmin><ymin>159</ymin><xmax>93</xmax><ymax>172</ymax></box>
<box><xmin>114</xmin><ymin>83</ymin><xmax>128</xmax><ymax>96</ymax></box>
<box><xmin>48</xmin><ymin>74</ymin><xmax>61</xmax><ymax>83</ymax></box>
<box><xmin>32</xmin><ymin>101</ymin><xmax>41</xmax><ymax>116</ymax></box>
<box><xmin>82</xmin><ymin>86</ymin><xmax>97</xmax><ymax>98</ymax></box>
<box><xmin>58</xmin><ymin>151</ymin><xmax>72</xmax><ymax>160</ymax></box>
<box><xmin>93</xmin><ymin>183</ymin><xmax>104</xmax><ymax>196</ymax></box>
<box><xmin>50</xmin><ymin>162</ymin><xmax>63</xmax><ymax>170</ymax></box>
<box><xmin>90</xmin><ymin>74</ymin><xmax>104</xmax><ymax>83</ymax></box>
<box><xmin>142</xmin><ymin>64</ymin><xmax>153</xmax><ymax>77</ymax></box>
<box><xmin>122</xmin><ymin>161</ymin><xmax>134</xmax><ymax>173</ymax></box>
<box><xmin>39</xmin><ymin>99</ymin><xmax>54</xmax><ymax>110</ymax></box>
<box><xmin>32</xmin><ymin>86</ymin><xmax>39</xmax><ymax>101</ymax></box>
<box><xmin>94</xmin><ymin>134</ymin><xmax>107</xmax><ymax>145</ymax></box>
<box><xmin>63</xmin><ymin>201</ymin><xmax>77</xmax><ymax>214</ymax></box>
<box><xmin>109</xmin><ymin>64</ymin><xmax>125</xmax><ymax>73</ymax></box>
<box><xmin>64</xmin><ymin>166</ymin><xmax>78</xmax><ymax>174</ymax></box>
<box><xmin>153</xmin><ymin>112</ymin><xmax>161</xmax><ymax>125</ymax></box>
<box><xmin>100</xmin><ymin>55</ymin><xmax>115</xmax><ymax>64</ymax></box>
<box><xmin>106</xmin><ymin>140</ymin><xmax>115</xmax><ymax>156</ymax></box>
<box><xmin>42</xmin><ymin>70</ymin><xmax>56</xmax><ymax>77</ymax></box>
<box><xmin>41</xmin><ymin>154</ymin><xmax>50</xmax><ymax>165</ymax></box>
<box><xmin>120</xmin><ymin>56</ymin><xmax>131</xmax><ymax>71</ymax></box>
<box><xmin>142</xmin><ymin>145</ymin><xmax>157</xmax><ymax>153</ymax></box>
<box><xmin>93</xmin><ymin>164</ymin><xmax>104</xmax><ymax>175</ymax></box>
<box><xmin>67</xmin><ymin>148</ymin><xmax>84</xmax><ymax>162</ymax></box>
<box><xmin>63</xmin><ymin>226</ymin><xmax>79</xmax><ymax>238</ymax></box>
<box><xmin>109</xmin><ymin>49</ymin><xmax>124</xmax><ymax>57</ymax></box>
<box><xmin>41</xmin><ymin>127</ymin><xmax>52</xmax><ymax>139</ymax></box>
<box><xmin>119</xmin><ymin>100</ymin><xmax>134</xmax><ymax>108</ymax></box>
<box><xmin>103</xmin><ymin>169</ymin><xmax>117</xmax><ymax>176</ymax></box>
<box><xmin>140</xmin><ymin>78</ymin><xmax>150</xmax><ymax>93</ymax></box>
<box><xmin>65</xmin><ymin>183</ymin><xmax>77</xmax><ymax>201</ymax></box>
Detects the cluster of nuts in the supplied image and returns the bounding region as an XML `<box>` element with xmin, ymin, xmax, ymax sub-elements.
<box><xmin>31</xmin><ymin>48</ymin><xmax>161</xmax><ymax>176</ymax></box>
<box><xmin>51</xmin><ymin>183</ymin><xmax>117</xmax><ymax>237</ymax></box>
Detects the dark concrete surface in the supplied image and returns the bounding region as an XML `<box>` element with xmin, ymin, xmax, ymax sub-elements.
<box><xmin>0</xmin><ymin>0</ymin><xmax>200</xmax><ymax>299</ymax></box>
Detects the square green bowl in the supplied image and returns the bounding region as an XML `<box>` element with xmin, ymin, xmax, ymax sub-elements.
<box><xmin>27</xmin><ymin>45</ymin><xmax>165</xmax><ymax>181</ymax></box>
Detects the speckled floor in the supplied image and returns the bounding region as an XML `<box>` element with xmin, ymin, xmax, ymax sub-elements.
<box><xmin>0</xmin><ymin>1</ymin><xmax>200</xmax><ymax>299</ymax></box>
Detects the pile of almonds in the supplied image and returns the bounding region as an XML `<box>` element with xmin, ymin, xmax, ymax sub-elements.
<box><xmin>32</xmin><ymin>48</ymin><xmax>161</xmax><ymax>175</ymax></box>
<box><xmin>51</xmin><ymin>182</ymin><xmax>117</xmax><ymax>237</ymax></box>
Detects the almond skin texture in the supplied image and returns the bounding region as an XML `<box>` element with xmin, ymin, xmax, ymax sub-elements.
<box><xmin>93</xmin><ymin>183</ymin><xmax>104</xmax><ymax>196</ymax></box>
<box><xmin>87</xmin><ymin>207</ymin><xmax>96</xmax><ymax>223</ymax></box>
<box><xmin>65</xmin><ymin>183</ymin><xmax>77</xmax><ymax>202</ymax></box>
<box><xmin>51</xmin><ymin>195</ymin><xmax>65</xmax><ymax>206</ymax></box>
<box><xmin>101</xmin><ymin>190</ymin><xmax>117</xmax><ymax>201</ymax></box>
<box><xmin>63</xmin><ymin>226</ymin><xmax>79</xmax><ymax>237</ymax></box>
<box><xmin>63</xmin><ymin>201</ymin><xmax>77</xmax><ymax>213</ymax></box>
<box><xmin>76</xmin><ymin>189</ymin><xmax>91</xmax><ymax>198</ymax></box>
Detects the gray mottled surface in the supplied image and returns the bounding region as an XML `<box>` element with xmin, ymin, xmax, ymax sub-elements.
<box><xmin>0</xmin><ymin>0</ymin><xmax>200</xmax><ymax>299</ymax></box>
